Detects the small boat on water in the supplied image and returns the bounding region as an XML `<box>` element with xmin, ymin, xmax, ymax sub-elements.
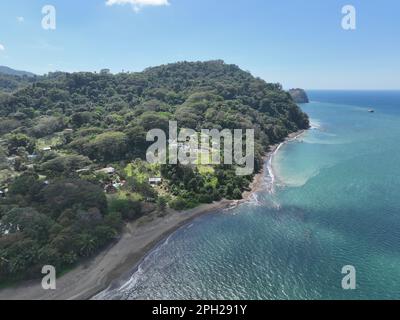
<box><xmin>368</xmin><ymin>109</ymin><xmax>375</xmax><ymax>113</ymax></box>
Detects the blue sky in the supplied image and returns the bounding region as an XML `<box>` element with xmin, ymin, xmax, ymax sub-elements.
<box><xmin>0</xmin><ymin>0</ymin><xmax>399</xmax><ymax>89</ymax></box>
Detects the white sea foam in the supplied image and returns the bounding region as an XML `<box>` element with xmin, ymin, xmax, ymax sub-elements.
<box><xmin>309</xmin><ymin>118</ymin><xmax>322</xmax><ymax>130</ymax></box>
<box><xmin>266</xmin><ymin>142</ymin><xmax>284</xmax><ymax>193</ymax></box>
<box><xmin>247</xmin><ymin>193</ymin><xmax>261</xmax><ymax>206</ymax></box>
<box><xmin>94</xmin><ymin>231</ymin><xmax>176</xmax><ymax>300</ymax></box>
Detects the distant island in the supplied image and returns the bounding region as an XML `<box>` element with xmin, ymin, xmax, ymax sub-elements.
<box><xmin>289</xmin><ymin>88</ymin><xmax>309</xmax><ymax>104</ymax></box>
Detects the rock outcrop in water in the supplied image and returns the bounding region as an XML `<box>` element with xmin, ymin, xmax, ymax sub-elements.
<box><xmin>289</xmin><ymin>88</ymin><xmax>309</xmax><ymax>104</ymax></box>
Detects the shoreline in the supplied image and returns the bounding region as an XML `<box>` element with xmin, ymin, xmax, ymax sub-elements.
<box><xmin>0</xmin><ymin>129</ymin><xmax>305</xmax><ymax>300</ymax></box>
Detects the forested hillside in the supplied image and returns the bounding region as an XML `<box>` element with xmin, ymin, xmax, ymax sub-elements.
<box><xmin>0</xmin><ymin>73</ymin><xmax>38</xmax><ymax>93</ymax></box>
<box><xmin>0</xmin><ymin>61</ymin><xmax>309</xmax><ymax>283</ymax></box>
<box><xmin>0</xmin><ymin>66</ymin><xmax>36</xmax><ymax>77</ymax></box>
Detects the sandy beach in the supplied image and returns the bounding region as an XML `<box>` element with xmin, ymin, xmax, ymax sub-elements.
<box><xmin>0</xmin><ymin>130</ymin><xmax>305</xmax><ymax>300</ymax></box>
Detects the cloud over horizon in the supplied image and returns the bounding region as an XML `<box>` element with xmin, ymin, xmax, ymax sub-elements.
<box><xmin>0</xmin><ymin>44</ymin><xmax>5</xmax><ymax>51</ymax></box>
<box><xmin>106</xmin><ymin>0</ymin><xmax>170</xmax><ymax>12</ymax></box>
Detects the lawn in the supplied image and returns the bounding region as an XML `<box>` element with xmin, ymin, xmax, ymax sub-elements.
<box><xmin>36</xmin><ymin>132</ymin><xmax>65</xmax><ymax>150</ymax></box>
<box><xmin>107</xmin><ymin>191</ymin><xmax>144</xmax><ymax>202</ymax></box>
<box><xmin>124</xmin><ymin>161</ymin><xmax>160</xmax><ymax>183</ymax></box>
<box><xmin>0</xmin><ymin>169</ymin><xmax>18</xmax><ymax>187</ymax></box>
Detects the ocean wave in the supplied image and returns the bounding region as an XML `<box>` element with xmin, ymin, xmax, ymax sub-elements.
<box><xmin>222</xmin><ymin>203</ymin><xmax>239</xmax><ymax>212</ymax></box>
<box><xmin>247</xmin><ymin>193</ymin><xmax>262</xmax><ymax>206</ymax></box>
<box><xmin>266</xmin><ymin>142</ymin><xmax>284</xmax><ymax>193</ymax></box>
<box><xmin>309</xmin><ymin>118</ymin><xmax>322</xmax><ymax>130</ymax></box>
<box><xmin>94</xmin><ymin>231</ymin><xmax>176</xmax><ymax>300</ymax></box>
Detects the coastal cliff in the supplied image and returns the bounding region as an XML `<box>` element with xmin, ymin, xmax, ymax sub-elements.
<box><xmin>289</xmin><ymin>88</ymin><xmax>309</xmax><ymax>103</ymax></box>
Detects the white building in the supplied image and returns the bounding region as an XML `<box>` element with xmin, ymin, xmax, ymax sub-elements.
<box><xmin>96</xmin><ymin>167</ymin><xmax>116</xmax><ymax>175</ymax></box>
<box><xmin>149</xmin><ymin>177</ymin><xmax>162</xmax><ymax>186</ymax></box>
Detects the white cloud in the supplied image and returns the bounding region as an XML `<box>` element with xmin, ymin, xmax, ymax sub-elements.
<box><xmin>0</xmin><ymin>44</ymin><xmax>5</xmax><ymax>51</ymax></box>
<box><xmin>17</xmin><ymin>16</ymin><xmax>25</xmax><ymax>23</ymax></box>
<box><xmin>106</xmin><ymin>0</ymin><xmax>170</xmax><ymax>12</ymax></box>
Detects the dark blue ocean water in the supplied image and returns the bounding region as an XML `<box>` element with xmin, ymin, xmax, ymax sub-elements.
<box><xmin>98</xmin><ymin>91</ymin><xmax>400</xmax><ymax>300</ymax></box>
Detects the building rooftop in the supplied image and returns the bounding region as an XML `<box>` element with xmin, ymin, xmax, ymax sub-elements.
<box><xmin>96</xmin><ymin>167</ymin><xmax>116</xmax><ymax>175</ymax></box>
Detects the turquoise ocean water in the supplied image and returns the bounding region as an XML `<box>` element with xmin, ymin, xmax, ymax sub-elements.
<box><xmin>98</xmin><ymin>91</ymin><xmax>400</xmax><ymax>300</ymax></box>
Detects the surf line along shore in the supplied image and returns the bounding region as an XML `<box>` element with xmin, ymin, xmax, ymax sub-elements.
<box><xmin>0</xmin><ymin>129</ymin><xmax>305</xmax><ymax>300</ymax></box>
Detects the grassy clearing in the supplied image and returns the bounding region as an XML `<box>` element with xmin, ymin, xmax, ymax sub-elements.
<box><xmin>198</xmin><ymin>165</ymin><xmax>214</xmax><ymax>175</ymax></box>
<box><xmin>0</xmin><ymin>169</ymin><xmax>18</xmax><ymax>187</ymax></box>
<box><xmin>107</xmin><ymin>191</ymin><xmax>144</xmax><ymax>202</ymax></box>
<box><xmin>36</xmin><ymin>133</ymin><xmax>65</xmax><ymax>150</ymax></box>
<box><xmin>125</xmin><ymin>161</ymin><xmax>160</xmax><ymax>183</ymax></box>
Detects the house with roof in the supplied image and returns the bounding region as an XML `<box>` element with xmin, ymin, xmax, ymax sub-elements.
<box><xmin>96</xmin><ymin>167</ymin><xmax>116</xmax><ymax>175</ymax></box>
<box><xmin>149</xmin><ymin>177</ymin><xmax>162</xmax><ymax>186</ymax></box>
<box><xmin>0</xmin><ymin>188</ymin><xmax>8</xmax><ymax>198</ymax></box>
<box><xmin>76</xmin><ymin>168</ymin><xmax>91</xmax><ymax>174</ymax></box>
